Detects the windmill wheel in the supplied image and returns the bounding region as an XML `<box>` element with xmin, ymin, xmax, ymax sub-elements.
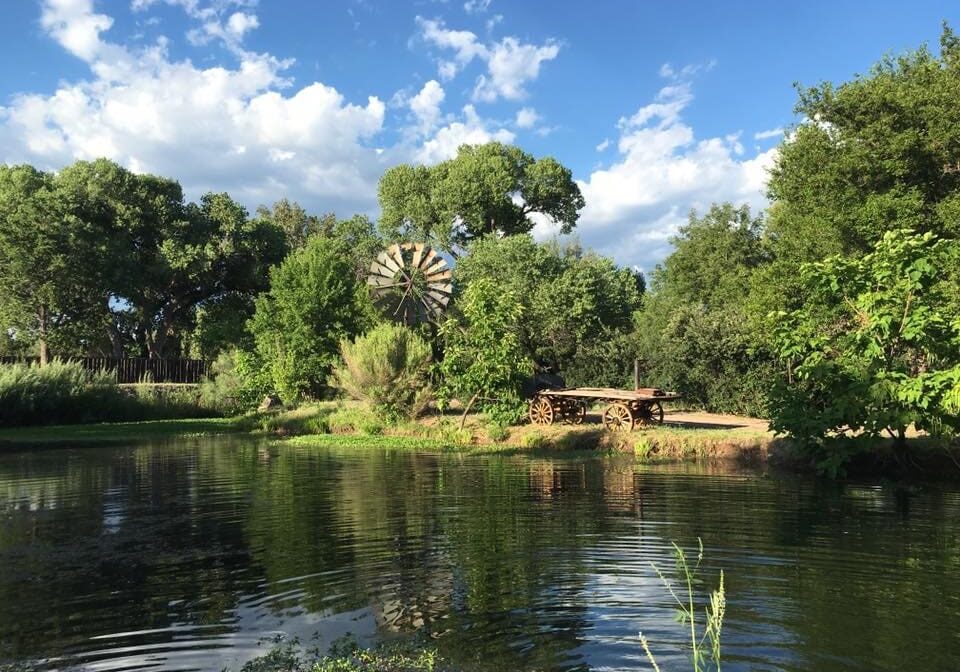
<box><xmin>367</xmin><ymin>243</ymin><xmax>452</xmax><ymax>325</ymax></box>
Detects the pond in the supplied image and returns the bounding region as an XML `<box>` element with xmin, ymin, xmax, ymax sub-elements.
<box><xmin>1</xmin><ymin>437</ymin><xmax>959</xmax><ymax>671</ymax></box>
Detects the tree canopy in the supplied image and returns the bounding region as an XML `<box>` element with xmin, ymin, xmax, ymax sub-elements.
<box><xmin>378</xmin><ymin>143</ymin><xmax>584</xmax><ymax>254</ymax></box>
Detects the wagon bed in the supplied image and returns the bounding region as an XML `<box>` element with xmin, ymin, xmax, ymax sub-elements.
<box><xmin>528</xmin><ymin>387</ymin><xmax>681</xmax><ymax>431</ymax></box>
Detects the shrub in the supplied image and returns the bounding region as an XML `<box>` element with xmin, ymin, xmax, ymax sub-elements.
<box><xmin>333</xmin><ymin>323</ymin><xmax>433</xmax><ymax>420</ymax></box>
<box><xmin>0</xmin><ymin>360</ymin><xmax>216</xmax><ymax>427</ymax></box>
<box><xmin>199</xmin><ymin>349</ymin><xmax>266</xmax><ymax>414</ymax></box>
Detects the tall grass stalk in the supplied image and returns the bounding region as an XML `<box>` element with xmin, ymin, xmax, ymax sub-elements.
<box><xmin>641</xmin><ymin>538</ymin><xmax>726</xmax><ymax>672</ymax></box>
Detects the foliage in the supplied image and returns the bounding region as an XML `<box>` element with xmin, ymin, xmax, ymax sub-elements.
<box><xmin>0</xmin><ymin>360</ymin><xmax>214</xmax><ymax>427</ymax></box>
<box><xmin>198</xmin><ymin>349</ymin><xmax>260</xmax><ymax>414</ymax></box>
<box><xmin>333</xmin><ymin>323</ymin><xmax>433</xmax><ymax>421</ymax></box>
<box><xmin>437</xmin><ymin>278</ymin><xmax>534</xmax><ymax>427</ymax></box>
<box><xmin>236</xmin><ymin>637</ymin><xmax>440</xmax><ymax>672</ymax></box>
<box><xmin>640</xmin><ymin>538</ymin><xmax>726</xmax><ymax>672</ymax></box>
<box><xmin>767</xmin><ymin>25</ymin><xmax>960</xmax><ymax>263</ymax></box>
<box><xmin>0</xmin><ymin>164</ymin><xmax>95</xmax><ymax>363</ymax></box>
<box><xmin>455</xmin><ymin>234</ymin><xmax>642</xmax><ymax>377</ymax></box>
<box><xmin>637</xmin><ymin>205</ymin><xmax>772</xmax><ymax>415</ymax></box>
<box><xmin>378</xmin><ymin>142</ymin><xmax>584</xmax><ymax>253</ymax></box>
<box><xmin>769</xmin><ymin>229</ymin><xmax>960</xmax><ymax>471</ymax></box>
<box><xmin>250</xmin><ymin>236</ymin><xmax>374</xmax><ymax>402</ymax></box>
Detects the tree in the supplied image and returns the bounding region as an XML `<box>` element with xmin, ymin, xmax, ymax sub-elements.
<box><xmin>249</xmin><ymin>236</ymin><xmax>373</xmax><ymax>401</ymax></box>
<box><xmin>767</xmin><ymin>24</ymin><xmax>960</xmax><ymax>264</ymax></box>
<box><xmin>255</xmin><ymin>198</ymin><xmax>327</xmax><ymax>251</ymax></box>
<box><xmin>378</xmin><ymin>143</ymin><xmax>584</xmax><ymax>253</ymax></box>
<box><xmin>0</xmin><ymin>165</ymin><xmax>97</xmax><ymax>364</ymax></box>
<box><xmin>454</xmin><ymin>234</ymin><xmax>641</xmax><ymax>377</ymax></box>
<box><xmin>769</xmin><ymin>229</ymin><xmax>960</xmax><ymax>471</ymax></box>
<box><xmin>437</xmin><ymin>278</ymin><xmax>534</xmax><ymax>427</ymax></box>
<box><xmin>634</xmin><ymin>204</ymin><xmax>773</xmax><ymax>415</ymax></box>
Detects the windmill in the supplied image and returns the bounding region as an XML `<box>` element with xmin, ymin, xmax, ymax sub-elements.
<box><xmin>367</xmin><ymin>243</ymin><xmax>452</xmax><ymax>325</ymax></box>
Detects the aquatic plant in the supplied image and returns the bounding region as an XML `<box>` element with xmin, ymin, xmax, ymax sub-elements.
<box><xmin>640</xmin><ymin>538</ymin><xmax>726</xmax><ymax>672</ymax></box>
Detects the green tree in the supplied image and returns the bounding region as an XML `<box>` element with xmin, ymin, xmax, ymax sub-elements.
<box><xmin>250</xmin><ymin>236</ymin><xmax>373</xmax><ymax>401</ymax></box>
<box><xmin>454</xmin><ymin>234</ymin><xmax>641</xmax><ymax>377</ymax></box>
<box><xmin>635</xmin><ymin>204</ymin><xmax>773</xmax><ymax>415</ymax></box>
<box><xmin>254</xmin><ymin>198</ymin><xmax>327</xmax><ymax>251</ymax></box>
<box><xmin>378</xmin><ymin>143</ymin><xmax>584</xmax><ymax>253</ymax></box>
<box><xmin>0</xmin><ymin>165</ymin><xmax>97</xmax><ymax>363</ymax></box>
<box><xmin>769</xmin><ymin>229</ymin><xmax>960</xmax><ymax>471</ymax></box>
<box><xmin>437</xmin><ymin>278</ymin><xmax>534</xmax><ymax>427</ymax></box>
<box><xmin>767</xmin><ymin>24</ymin><xmax>960</xmax><ymax>264</ymax></box>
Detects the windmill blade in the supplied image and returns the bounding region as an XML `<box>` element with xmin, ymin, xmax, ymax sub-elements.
<box><xmin>419</xmin><ymin>248</ymin><xmax>439</xmax><ymax>271</ymax></box>
<box><xmin>425</xmin><ymin>269</ymin><xmax>452</xmax><ymax>283</ymax></box>
<box><xmin>387</xmin><ymin>243</ymin><xmax>405</xmax><ymax>269</ymax></box>
<box><xmin>424</xmin><ymin>259</ymin><xmax>448</xmax><ymax>276</ymax></box>
<box><xmin>427</xmin><ymin>290</ymin><xmax>451</xmax><ymax>307</ymax></box>
<box><xmin>427</xmin><ymin>282</ymin><xmax>453</xmax><ymax>295</ymax></box>
<box><xmin>378</xmin><ymin>251</ymin><xmax>401</xmax><ymax>274</ymax></box>
<box><xmin>411</xmin><ymin>243</ymin><xmax>425</xmax><ymax>269</ymax></box>
<box><xmin>368</xmin><ymin>276</ymin><xmax>404</xmax><ymax>289</ymax></box>
<box><xmin>369</xmin><ymin>260</ymin><xmax>395</xmax><ymax>278</ymax></box>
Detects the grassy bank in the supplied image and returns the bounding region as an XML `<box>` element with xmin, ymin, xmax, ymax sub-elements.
<box><xmin>0</xmin><ymin>416</ymin><xmax>251</xmax><ymax>448</ymax></box>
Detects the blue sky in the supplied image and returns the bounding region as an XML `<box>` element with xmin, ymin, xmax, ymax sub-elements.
<box><xmin>0</xmin><ymin>0</ymin><xmax>956</xmax><ymax>269</ymax></box>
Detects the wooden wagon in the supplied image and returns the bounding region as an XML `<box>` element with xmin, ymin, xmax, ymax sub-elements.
<box><xmin>528</xmin><ymin>387</ymin><xmax>681</xmax><ymax>431</ymax></box>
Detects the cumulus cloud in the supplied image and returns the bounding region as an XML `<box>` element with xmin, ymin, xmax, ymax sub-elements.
<box><xmin>464</xmin><ymin>0</ymin><xmax>491</xmax><ymax>14</ymax></box>
<box><xmin>1</xmin><ymin>0</ymin><xmax>387</xmax><ymax>215</ymax></box>
<box><xmin>409</xmin><ymin>79</ymin><xmax>446</xmax><ymax>133</ymax></box>
<box><xmin>514</xmin><ymin>107</ymin><xmax>539</xmax><ymax>129</ymax></box>
<box><xmin>536</xmin><ymin>67</ymin><xmax>776</xmax><ymax>270</ymax></box>
<box><xmin>754</xmin><ymin>127</ymin><xmax>784</xmax><ymax>140</ymax></box>
<box><xmin>416</xmin><ymin>17</ymin><xmax>559</xmax><ymax>102</ymax></box>
<box><xmin>415</xmin><ymin>104</ymin><xmax>514</xmax><ymax>164</ymax></box>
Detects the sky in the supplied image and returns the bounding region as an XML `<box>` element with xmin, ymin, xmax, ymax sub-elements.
<box><xmin>0</xmin><ymin>0</ymin><xmax>957</xmax><ymax>271</ymax></box>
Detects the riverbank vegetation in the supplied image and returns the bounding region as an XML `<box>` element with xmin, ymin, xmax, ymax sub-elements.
<box><xmin>2</xmin><ymin>28</ymin><xmax>960</xmax><ymax>474</ymax></box>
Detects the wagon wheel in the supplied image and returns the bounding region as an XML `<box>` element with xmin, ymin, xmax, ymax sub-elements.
<box><xmin>602</xmin><ymin>402</ymin><xmax>634</xmax><ymax>431</ymax></box>
<box><xmin>635</xmin><ymin>401</ymin><xmax>665</xmax><ymax>427</ymax></box>
<box><xmin>529</xmin><ymin>396</ymin><xmax>555</xmax><ymax>425</ymax></box>
<box><xmin>367</xmin><ymin>242</ymin><xmax>452</xmax><ymax>325</ymax></box>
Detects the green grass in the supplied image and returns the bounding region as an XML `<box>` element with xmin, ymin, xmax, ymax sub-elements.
<box><xmin>0</xmin><ymin>415</ymin><xmax>252</xmax><ymax>449</ymax></box>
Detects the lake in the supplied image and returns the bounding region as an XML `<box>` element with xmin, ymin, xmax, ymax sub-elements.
<box><xmin>1</xmin><ymin>436</ymin><xmax>958</xmax><ymax>671</ymax></box>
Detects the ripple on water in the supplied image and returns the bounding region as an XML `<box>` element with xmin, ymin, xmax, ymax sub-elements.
<box><xmin>0</xmin><ymin>439</ymin><xmax>959</xmax><ymax>671</ymax></box>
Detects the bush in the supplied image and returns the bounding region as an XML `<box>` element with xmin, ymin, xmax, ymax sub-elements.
<box><xmin>199</xmin><ymin>349</ymin><xmax>265</xmax><ymax>414</ymax></box>
<box><xmin>333</xmin><ymin>323</ymin><xmax>433</xmax><ymax>420</ymax></box>
<box><xmin>0</xmin><ymin>360</ymin><xmax>216</xmax><ymax>427</ymax></box>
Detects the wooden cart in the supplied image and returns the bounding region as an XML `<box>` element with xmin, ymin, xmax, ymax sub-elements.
<box><xmin>528</xmin><ymin>387</ymin><xmax>681</xmax><ymax>431</ymax></box>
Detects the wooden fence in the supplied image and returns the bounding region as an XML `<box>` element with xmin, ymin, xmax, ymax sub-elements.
<box><xmin>0</xmin><ymin>357</ymin><xmax>209</xmax><ymax>384</ymax></box>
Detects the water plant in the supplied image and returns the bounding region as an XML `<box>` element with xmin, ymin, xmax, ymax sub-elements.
<box><xmin>640</xmin><ymin>538</ymin><xmax>726</xmax><ymax>672</ymax></box>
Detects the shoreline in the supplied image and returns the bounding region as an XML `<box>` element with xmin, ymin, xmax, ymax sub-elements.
<box><xmin>0</xmin><ymin>405</ymin><xmax>957</xmax><ymax>481</ymax></box>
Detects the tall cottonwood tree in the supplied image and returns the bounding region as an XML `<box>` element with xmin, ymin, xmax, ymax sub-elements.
<box><xmin>378</xmin><ymin>142</ymin><xmax>584</xmax><ymax>254</ymax></box>
<box><xmin>0</xmin><ymin>165</ymin><xmax>97</xmax><ymax>363</ymax></box>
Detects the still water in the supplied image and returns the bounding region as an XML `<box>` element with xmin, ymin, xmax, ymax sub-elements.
<box><xmin>1</xmin><ymin>437</ymin><xmax>959</xmax><ymax>671</ymax></box>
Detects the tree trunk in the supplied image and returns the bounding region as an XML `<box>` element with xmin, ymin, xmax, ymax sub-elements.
<box><xmin>459</xmin><ymin>392</ymin><xmax>480</xmax><ymax>431</ymax></box>
<box><xmin>37</xmin><ymin>306</ymin><xmax>50</xmax><ymax>366</ymax></box>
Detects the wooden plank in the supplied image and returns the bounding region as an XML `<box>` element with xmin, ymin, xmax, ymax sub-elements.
<box><xmin>378</xmin><ymin>251</ymin><xmax>401</xmax><ymax>274</ymax></box>
<box><xmin>411</xmin><ymin>243</ymin><xmax>425</xmax><ymax>269</ymax></box>
<box><xmin>539</xmin><ymin>387</ymin><xmax>681</xmax><ymax>401</ymax></box>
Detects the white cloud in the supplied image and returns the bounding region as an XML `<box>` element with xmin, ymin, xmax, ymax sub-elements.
<box><xmin>596</xmin><ymin>138</ymin><xmax>609</xmax><ymax>152</ymax></box>
<box><xmin>2</xmin><ymin>1</ymin><xmax>387</xmax><ymax>216</ymax></box>
<box><xmin>464</xmin><ymin>0</ymin><xmax>491</xmax><ymax>14</ymax></box>
<box><xmin>551</xmin><ymin>72</ymin><xmax>776</xmax><ymax>270</ymax></box>
<box><xmin>416</xmin><ymin>17</ymin><xmax>559</xmax><ymax>102</ymax></box>
<box><xmin>41</xmin><ymin>0</ymin><xmax>114</xmax><ymax>61</ymax></box>
<box><xmin>473</xmin><ymin>37</ymin><xmax>559</xmax><ymax>102</ymax></box>
<box><xmin>514</xmin><ymin>106</ymin><xmax>539</xmax><ymax>129</ymax></box>
<box><xmin>409</xmin><ymin>80</ymin><xmax>446</xmax><ymax>133</ymax></box>
<box><xmin>754</xmin><ymin>127</ymin><xmax>784</xmax><ymax>140</ymax></box>
<box><xmin>415</xmin><ymin>104</ymin><xmax>514</xmax><ymax>164</ymax></box>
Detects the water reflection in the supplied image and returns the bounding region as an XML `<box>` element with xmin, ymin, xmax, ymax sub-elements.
<box><xmin>0</xmin><ymin>438</ymin><xmax>959</xmax><ymax>671</ymax></box>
